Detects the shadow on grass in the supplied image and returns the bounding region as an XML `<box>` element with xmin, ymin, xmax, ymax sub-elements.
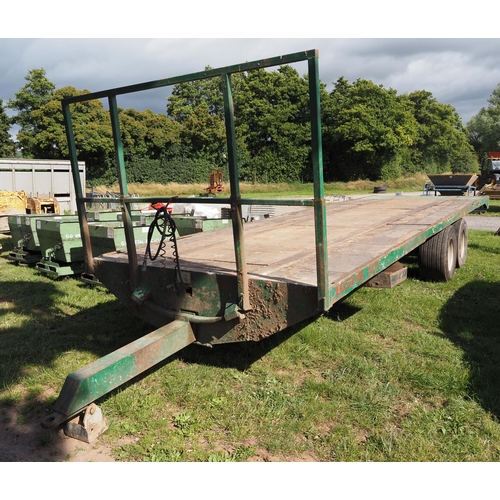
<box><xmin>0</xmin><ymin>280</ymin><xmax>154</xmax><ymax>388</ymax></box>
<box><xmin>439</xmin><ymin>279</ymin><xmax>500</xmax><ymax>419</ymax></box>
<box><xmin>469</xmin><ymin>241</ymin><xmax>500</xmax><ymax>255</ymax></box>
<box><xmin>1</xmin><ymin>231</ymin><xmax>359</xmax><ymax>458</ymax></box>
<box><xmin>0</xmin><ymin>264</ymin><xmax>320</xmax><ymax>459</ymax></box>
<box><xmin>485</xmin><ymin>203</ymin><xmax>500</xmax><ymax>215</ymax></box>
<box><xmin>0</xmin><ymin>274</ymin><xmax>156</xmax><ymax>461</ymax></box>
<box><xmin>168</xmin><ymin>298</ymin><xmax>361</xmax><ymax>373</ymax></box>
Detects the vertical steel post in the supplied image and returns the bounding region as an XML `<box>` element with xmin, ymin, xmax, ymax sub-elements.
<box><xmin>308</xmin><ymin>52</ymin><xmax>330</xmax><ymax>312</ymax></box>
<box><xmin>108</xmin><ymin>95</ymin><xmax>140</xmax><ymax>291</ymax></box>
<box><xmin>62</xmin><ymin>102</ymin><xmax>94</xmax><ymax>275</ymax></box>
<box><xmin>222</xmin><ymin>72</ymin><xmax>251</xmax><ymax>312</ymax></box>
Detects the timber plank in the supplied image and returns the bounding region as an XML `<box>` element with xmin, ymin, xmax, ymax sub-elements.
<box><xmin>98</xmin><ymin>195</ymin><xmax>487</xmax><ymax>290</ymax></box>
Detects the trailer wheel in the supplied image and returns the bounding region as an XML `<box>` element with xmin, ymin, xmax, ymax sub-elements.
<box><xmin>418</xmin><ymin>225</ymin><xmax>457</xmax><ymax>281</ymax></box>
<box><xmin>454</xmin><ymin>218</ymin><xmax>468</xmax><ymax>268</ymax></box>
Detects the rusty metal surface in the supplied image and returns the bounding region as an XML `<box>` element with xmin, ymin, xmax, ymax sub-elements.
<box><xmin>93</xmin><ymin>255</ymin><xmax>319</xmax><ymax>345</ymax></box>
<box><xmin>427</xmin><ymin>174</ymin><xmax>478</xmax><ymax>187</ymax></box>
<box><xmin>63</xmin><ymin>403</ymin><xmax>109</xmax><ymax>443</ymax></box>
<box><xmin>41</xmin><ymin>320</ymin><xmax>195</xmax><ymax>426</ymax></box>
<box><xmin>90</xmin><ymin>194</ymin><xmax>489</xmax><ymax>346</ymax></box>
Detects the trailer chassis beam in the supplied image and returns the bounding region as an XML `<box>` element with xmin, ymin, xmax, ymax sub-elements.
<box><xmin>41</xmin><ymin>319</ymin><xmax>195</xmax><ymax>440</ymax></box>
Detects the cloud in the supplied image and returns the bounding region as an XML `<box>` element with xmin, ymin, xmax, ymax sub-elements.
<box><xmin>2</xmin><ymin>38</ymin><xmax>500</xmax><ymax>127</ymax></box>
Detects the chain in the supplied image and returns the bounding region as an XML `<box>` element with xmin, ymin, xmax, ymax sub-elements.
<box><xmin>144</xmin><ymin>205</ymin><xmax>184</xmax><ymax>291</ymax></box>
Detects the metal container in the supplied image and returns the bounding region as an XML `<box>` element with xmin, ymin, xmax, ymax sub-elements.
<box><xmin>36</xmin><ymin>217</ymin><xmax>85</xmax><ymax>264</ymax></box>
<box><xmin>171</xmin><ymin>216</ymin><xmax>232</xmax><ymax>236</ymax></box>
<box><xmin>8</xmin><ymin>213</ymin><xmax>58</xmax><ymax>252</ymax></box>
<box><xmin>8</xmin><ymin>214</ymin><xmax>79</xmax><ymax>265</ymax></box>
<box><xmin>89</xmin><ymin>221</ymin><xmax>166</xmax><ymax>256</ymax></box>
<box><xmin>35</xmin><ymin>212</ymin><xmax>168</xmax><ymax>277</ymax></box>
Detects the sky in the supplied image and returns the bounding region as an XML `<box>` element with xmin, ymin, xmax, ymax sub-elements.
<box><xmin>2</xmin><ymin>6</ymin><xmax>499</xmax><ymax>137</ymax></box>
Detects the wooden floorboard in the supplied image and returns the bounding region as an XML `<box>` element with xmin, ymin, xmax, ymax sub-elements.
<box><xmin>99</xmin><ymin>195</ymin><xmax>486</xmax><ymax>287</ymax></box>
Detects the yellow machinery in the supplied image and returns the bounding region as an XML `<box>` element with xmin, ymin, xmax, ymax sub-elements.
<box><xmin>0</xmin><ymin>189</ymin><xmax>60</xmax><ymax>232</ymax></box>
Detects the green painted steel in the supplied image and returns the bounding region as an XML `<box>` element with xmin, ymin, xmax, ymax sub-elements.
<box><xmin>7</xmin><ymin>214</ymin><xmax>59</xmax><ymax>265</ymax></box>
<box><xmin>51</xmin><ymin>50</ymin><xmax>494</xmax><ymax>434</ymax></box>
<box><xmin>89</xmin><ymin>221</ymin><xmax>165</xmax><ymax>255</ymax></box>
<box><xmin>54</xmin><ymin>49</ymin><xmax>340</xmax><ymax>424</ymax></box>
<box><xmin>62</xmin><ymin>100</ymin><xmax>92</xmax><ymax>277</ymax></box>
<box><xmin>308</xmin><ymin>54</ymin><xmax>329</xmax><ymax>312</ymax></box>
<box><xmin>7</xmin><ymin>212</ymin><xmax>138</xmax><ymax>265</ymax></box>
<box><xmin>109</xmin><ymin>95</ymin><xmax>140</xmax><ymax>291</ymax></box>
<box><xmin>36</xmin><ymin>217</ymin><xmax>84</xmax><ymax>263</ymax></box>
<box><xmin>328</xmin><ymin>196</ymin><xmax>489</xmax><ymax>306</ymax></box>
<box><xmin>51</xmin><ymin>320</ymin><xmax>195</xmax><ymax>421</ymax></box>
<box><xmin>61</xmin><ymin>50</ymin><xmax>319</xmax><ymax>106</ymax></box>
<box><xmin>221</xmin><ymin>71</ymin><xmax>250</xmax><ymax>311</ymax></box>
<box><xmin>172</xmin><ymin>216</ymin><xmax>232</xmax><ymax>236</ymax></box>
<box><xmin>78</xmin><ymin>196</ymin><xmax>316</xmax><ymax>207</ymax></box>
<box><xmin>36</xmin><ymin>259</ymin><xmax>84</xmax><ymax>278</ymax></box>
<box><xmin>61</xmin><ymin>49</ymin><xmax>325</xmax><ymax>318</ymax></box>
<box><xmin>33</xmin><ymin>213</ymin><xmax>165</xmax><ymax>277</ymax></box>
<box><xmin>8</xmin><ymin>214</ymin><xmax>55</xmax><ymax>253</ymax></box>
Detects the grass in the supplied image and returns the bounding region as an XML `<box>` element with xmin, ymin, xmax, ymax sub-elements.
<box><xmin>483</xmin><ymin>198</ymin><xmax>500</xmax><ymax>216</ymax></box>
<box><xmin>1</xmin><ymin>204</ymin><xmax>500</xmax><ymax>461</ymax></box>
<box><xmin>92</xmin><ymin>173</ymin><xmax>430</xmax><ymax>199</ymax></box>
<box><xmin>91</xmin><ymin>176</ymin><xmax>500</xmax><ymax>218</ymax></box>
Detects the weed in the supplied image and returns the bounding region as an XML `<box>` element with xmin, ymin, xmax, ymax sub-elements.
<box><xmin>37</xmin><ymin>430</ymin><xmax>55</xmax><ymax>448</ymax></box>
<box><xmin>172</xmin><ymin>412</ymin><xmax>196</xmax><ymax>435</ymax></box>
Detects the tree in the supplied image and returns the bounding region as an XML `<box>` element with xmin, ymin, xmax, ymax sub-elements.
<box><xmin>0</xmin><ymin>99</ymin><xmax>15</xmax><ymax>157</ymax></box>
<box><xmin>167</xmin><ymin>68</ymin><xmax>227</xmax><ymax>167</ymax></box>
<box><xmin>29</xmin><ymin>86</ymin><xmax>115</xmax><ymax>180</ymax></box>
<box><xmin>467</xmin><ymin>83</ymin><xmax>500</xmax><ymax>160</ymax></box>
<box><xmin>7</xmin><ymin>68</ymin><xmax>56</xmax><ymax>157</ymax></box>
<box><xmin>322</xmin><ymin>78</ymin><xmax>418</xmax><ymax>181</ymax></box>
<box><xmin>21</xmin><ymin>82</ymin><xmax>184</xmax><ymax>183</ymax></box>
<box><xmin>234</xmin><ymin>65</ymin><xmax>313</xmax><ymax>182</ymax></box>
<box><xmin>167</xmin><ymin>69</ymin><xmax>225</xmax><ymax>121</ymax></box>
<box><xmin>408</xmin><ymin>90</ymin><xmax>477</xmax><ymax>173</ymax></box>
<box><xmin>119</xmin><ymin>108</ymin><xmax>181</xmax><ymax>160</ymax></box>
<box><xmin>119</xmin><ymin>108</ymin><xmax>184</xmax><ymax>184</ymax></box>
<box><xmin>166</xmin><ymin>66</ymin><xmax>314</xmax><ymax>183</ymax></box>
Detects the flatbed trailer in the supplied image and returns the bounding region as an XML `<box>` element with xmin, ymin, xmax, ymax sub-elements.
<box><xmin>41</xmin><ymin>49</ymin><xmax>489</xmax><ymax>442</ymax></box>
<box><xmin>93</xmin><ymin>194</ymin><xmax>488</xmax><ymax>343</ymax></box>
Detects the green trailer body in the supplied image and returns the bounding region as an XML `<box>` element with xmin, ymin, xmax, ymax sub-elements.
<box><xmin>8</xmin><ymin>213</ymin><xmax>57</xmax><ymax>252</ymax></box>
<box><xmin>40</xmin><ymin>49</ymin><xmax>490</xmax><ymax>442</ymax></box>
<box><xmin>7</xmin><ymin>212</ymin><xmax>128</xmax><ymax>265</ymax></box>
<box><xmin>8</xmin><ymin>211</ymin><xmax>125</xmax><ymax>252</ymax></box>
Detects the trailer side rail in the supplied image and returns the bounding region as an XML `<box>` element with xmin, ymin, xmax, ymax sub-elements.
<box><xmin>61</xmin><ymin>49</ymin><xmax>329</xmax><ymax>314</ymax></box>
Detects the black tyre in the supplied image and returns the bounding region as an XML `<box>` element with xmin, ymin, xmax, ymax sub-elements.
<box><xmin>418</xmin><ymin>225</ymin><xmax>457</xmax><ymax>281</ymax></box>
<box><xmin>453</xmin><ymin>218</ymin><xmax>468</xmax><ymax>268</ymax></box>
<box><xmin>373</xmin><ymin>186</ymin><xmax>387</xmax><ymax>193</ymax></box>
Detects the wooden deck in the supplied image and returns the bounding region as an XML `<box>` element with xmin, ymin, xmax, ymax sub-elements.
<box><xmin>104</xmin><ymin>194</ymin><xmax>487</xmax><ymax>289</ymax></box>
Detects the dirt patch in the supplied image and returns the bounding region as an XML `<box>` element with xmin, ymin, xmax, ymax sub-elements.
<box><xmin>0</xmin><ymin>405</ymin><xmax>116</xmax><ymax>462</ymax></box>
<box><xmin>246</xmin><ymin>447</ymin><xmax>320</xmax><ymax>462</ymax></box>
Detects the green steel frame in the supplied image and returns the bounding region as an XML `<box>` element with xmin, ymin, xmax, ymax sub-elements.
<box><xmin>40</xmin><ymin>49</ymin><xmax>329</xmax><ymax>433</ymax></box>
<box><xmin>45</xmin><ymin>50</ymin><xmax>490</xmax><ymax>436</ymax></box>
<box><xmin>61</xmin><ymin>49</ymin><xmax>329</xmax><ymax>315</ymax></box>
